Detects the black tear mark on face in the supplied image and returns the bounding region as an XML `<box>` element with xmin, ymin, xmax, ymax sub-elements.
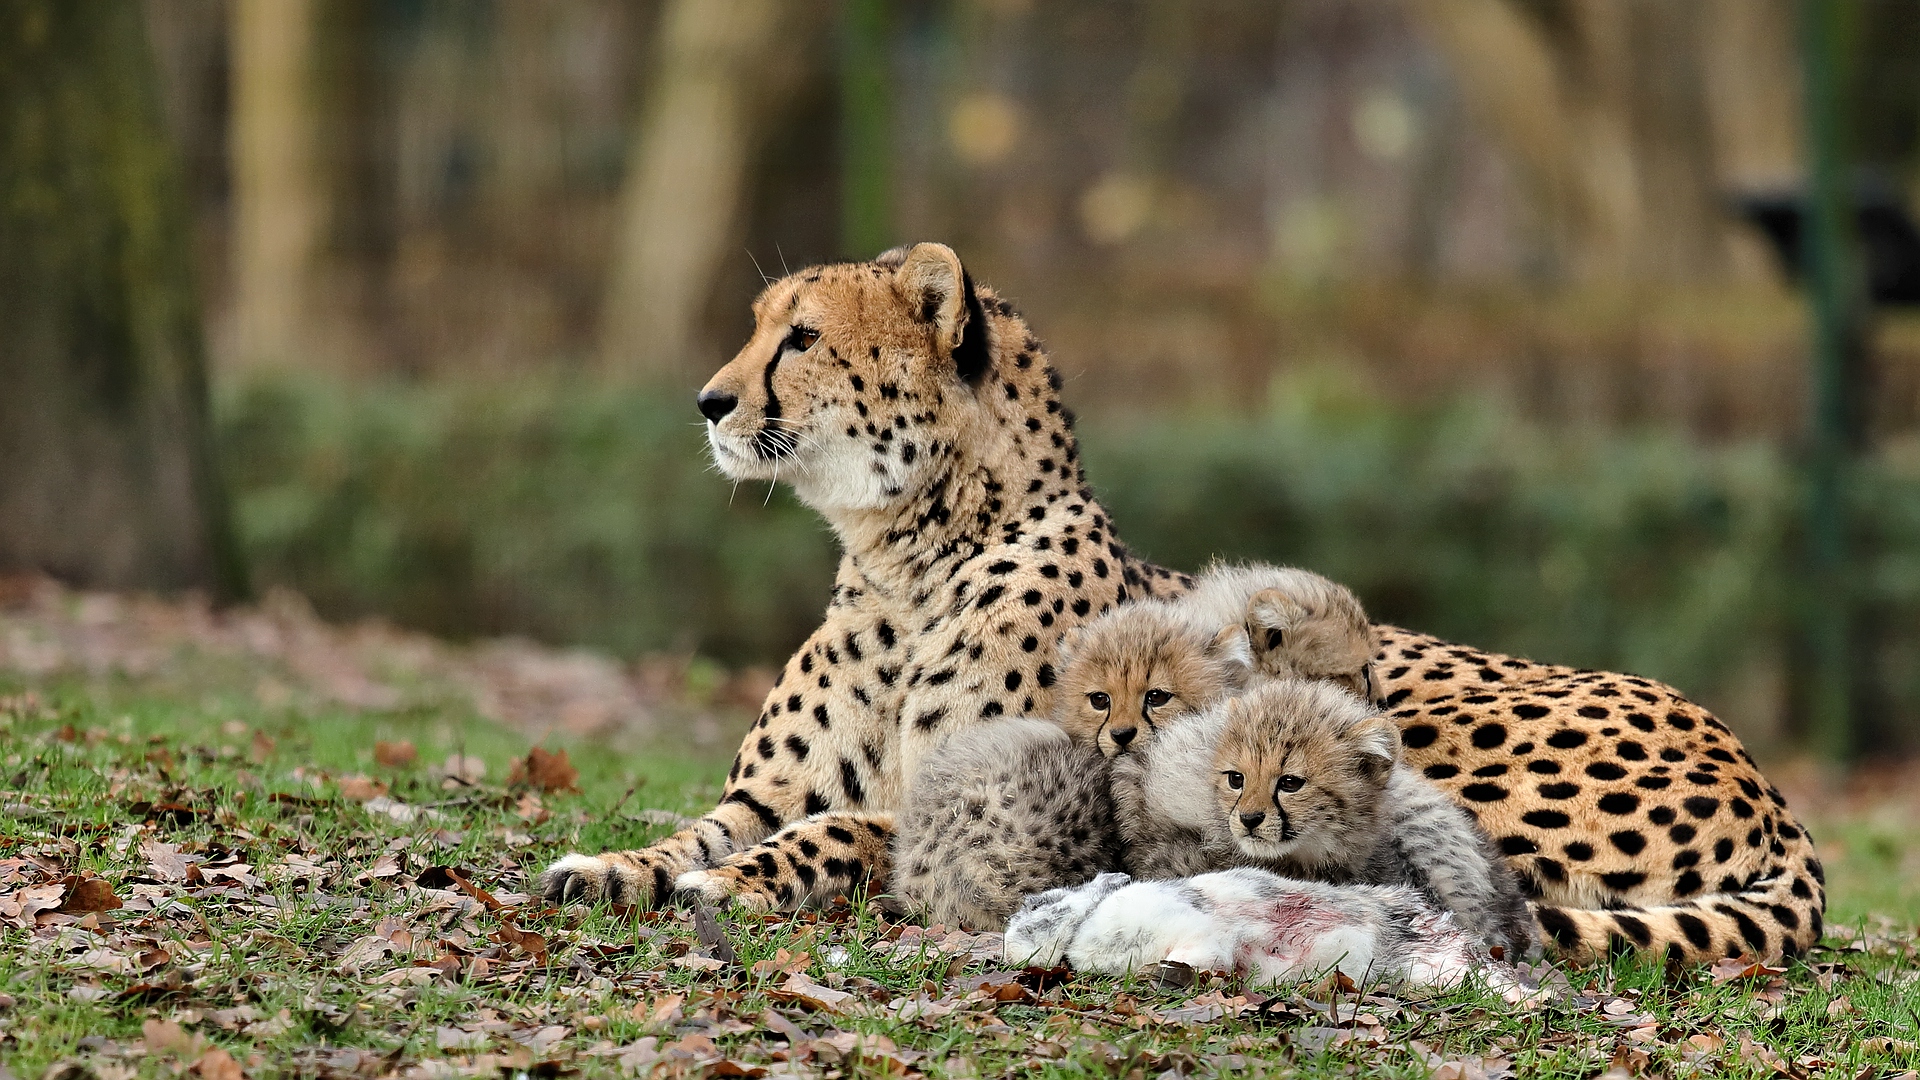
<box><xmin>754</xmin><ymin>350</ymin><xmax>785</xmax><ymax>459</ymax></box>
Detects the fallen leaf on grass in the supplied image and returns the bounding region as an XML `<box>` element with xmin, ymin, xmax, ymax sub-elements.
<box><xmin>492</xmin><ymin>914</ymin><xmax>548</xmax><ymax>962</ymax></box>
<box><xmin>507</xmin><ymin>746</ymin><xmax>579</xmax><ymax>792</ymax></box>
<box><xmin>775</xmin><ymin>972</ymin><xmax>856</xmax><ymax>1013</ymax></box>
<box><xmin>437</xmin><ymin>1027</ymin><xmax>489</xmax><ymax>1051</ymax></box>
<box><xmin>438</xmin><ymin>753</ymin><xmax>487</xmax><ymax>785</ymax></box>
<box><xmin>142</xmin><ymin>1018</ymin><xmax>207</xmax><ymax>1058</ymax></box>
<box><xmin>198</xmin><ymin>864</ymin><xmax>261</xmax><ymax>889</ymax></box>
<box><xmin>192</xmin><ymin>1046</ymin><xmax>246</xmax><ymax>1080</ymax></box>
<box><xmin>58</xmin><ymin>876</ymin><xmax>122</xmax><ymax>913</ymax></box>
<box><xmin>416</xmin><ymin>865</ymin><xmax>505</xmax><ymax>912</ymax></box>
<box><xmin>142</xmin><ymin>840</ymin><xmax>199</xmax><ymax>883</ymax></box>
<box><xmin>1710</xmin><ymin>957</ymin><xmax>1790</xmax><ymax>983</ymax></box>
<box><xmin>1680</xmin><ymin>1033</ymin><xmax>1728</xmax><ymax>1064</ymax></box>
<box><xmin>361</xmin><ymin>796</ymin><xmax>424</xmax><ymax>824</ymax></box>
<box><xmin>374</xmin><ymin>740</ymin><xmax>417</xmax><ymax>767</ymax></box>
<box><xmin>751</xmin><ymin>948</ymin><xmax>812</xmax><ymax>978</ymax></box>
<box><xmin>336</xmin><ymin>775</ymin><xmax>387</xmax><ymax>802</ymax></box>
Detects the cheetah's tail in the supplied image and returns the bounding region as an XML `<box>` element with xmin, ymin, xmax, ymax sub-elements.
<box><xmin>1530</xmin><ymin>815</ymin><xmax>1825</xmax><ymax>965</ymax></box>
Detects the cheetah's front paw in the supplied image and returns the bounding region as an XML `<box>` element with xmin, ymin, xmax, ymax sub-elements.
<box><xmin>537</xmin><ymin>852</ymin><xmax>672</xmax><ymax>907</ymax></box>
<box><xmin>674</xmin><ymin>867</ymin><xmax>778</xmax><ymax>912</ymax></box>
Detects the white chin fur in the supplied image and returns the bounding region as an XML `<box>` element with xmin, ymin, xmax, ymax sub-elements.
<box><xmin>708</xmin><ymin>424</ymin><xmax>919</xmax><ymax>513</ymax></box>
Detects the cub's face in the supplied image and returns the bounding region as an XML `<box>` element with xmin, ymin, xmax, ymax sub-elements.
<box><xmin>696</xmin><ymin>243</ymin><xmax>989</xmax><ymax>513</ymax></box>
<box><xmin>1056</xmin><ymin>606</ymin><xmax>1250</xmax><ymax>758</ymax></box>
<box><xmin>1211</xmin><ymin>681</ymin><xmax>1399</xmax><ymax>866</ymax></box>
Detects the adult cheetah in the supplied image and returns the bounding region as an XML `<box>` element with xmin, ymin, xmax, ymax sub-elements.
<box><xmin>537</xmin><ymin>243</ymin><xmax>1822</xmax><ymax>964</ymax></box>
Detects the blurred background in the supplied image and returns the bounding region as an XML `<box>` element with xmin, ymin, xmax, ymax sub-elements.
<box><xmin>7</xmin><ymin>0</ymin><xmax>1920</xmax><ymax>760</ymax></box>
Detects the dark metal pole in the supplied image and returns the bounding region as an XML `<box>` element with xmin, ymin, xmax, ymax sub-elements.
<box><xmin>1798</xmin><ymin>0</ymin><xmax>1865</xmax><ymax>763</ymax></box>
<box><xmin>841</xmin><ymin>0</ymin><xmax>893</xmax><ymax>258</ymax></box>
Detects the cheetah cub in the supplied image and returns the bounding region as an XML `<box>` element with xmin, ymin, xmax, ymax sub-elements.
<box><xmin>1056</xmin><ymin>562</ymin><xmax>1380</xmax><ymax>759</ymax></box>
<box><xmin>1139</xmin><ymin>680</ymin><xmax>1537</xmax><ymax>958</ymax></box>
<box><xmin>891</xmin><ymin>718</ymin><xmax>1122</xmax><ymax>931</ymax></box>
<box><xmin>1101</xmin><ymin>567</ymin><xmax>1383</xmax><ymax>878</ymax></box>
<box><xmin>893</xmin><ymin>564</ymin><xmax>1379</xmax><ymax>927</ymax></box>
<box><xmin>891</xmin><ymin>598</ymin><xmax>1249</xmax><ymax>929</ymax></box>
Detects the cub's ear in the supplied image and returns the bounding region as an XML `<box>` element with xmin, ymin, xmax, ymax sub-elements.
<box><xmin>1244</xmin><ymin>588</ymin><xmax>1306</xmax><ymax>673</ymax></box>
<box><xmin>1205</xmin><ymin>624</ymin><xmax>1254</xmax><ymax>684</ymax></box>
<box><xmin>1350</xmin><ymin>714</ymin><xmax>1401</xmax><ymax>783</ymax></box>
<box><xmin>893</xmin><ymin>242</ymin><xmax>989</xmax><ymax>382</ymax></box>
<box><xmin>1057</xmin><ymin>626</ymin><xmax>1088</xmax><ymax>665</ymax></box>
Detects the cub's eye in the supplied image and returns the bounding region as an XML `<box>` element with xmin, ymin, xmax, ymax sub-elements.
<box><xmin>1143</xmin><ymin>689</ymin><xmax>1172</xmax><ymax>709</ymax></box>
<box><xmin>786</xmin><ymin>326</ymin><xmax>820</xmax><ymax>353</ymax></box>
<box><xmin>1277</xmin><ymin>775</ymin><xmax>1306</xmax><ymax>793</ymax></box>
<box><xmin>1223</xmin><ymin>771</ymin><xmax>1244</xmax><ymax>790</ymax></box>
<box><xmin>1086</xmin><ymin>691</ymin><xmax>1111</xmax><ymax>711</ymax></box>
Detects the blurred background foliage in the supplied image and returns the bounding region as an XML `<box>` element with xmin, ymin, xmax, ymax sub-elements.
<box><xmin>17</xmin><ymin>0</ymin><xmax>1920</xmax><ymax>753</ymax></box>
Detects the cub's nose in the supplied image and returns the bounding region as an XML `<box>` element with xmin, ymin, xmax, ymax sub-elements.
<box><xmin>1238</xmin><ymin>810</ymin><xmax>1267</xmax><ymax>832</ymax></box>
<box><xmin>696</xmin><ymin>389</ymin><xmax>738</xmax><ymax>423</ymax></box>
<box><xmin>1107</xmin><ymin>726</ymin><xmax>1137</xmax><ymax>749</ymax></box>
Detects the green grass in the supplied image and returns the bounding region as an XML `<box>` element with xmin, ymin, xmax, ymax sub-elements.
<box><xmin>2</xmin><ymin>679</ymin><xmax>1918</xmax><ymax>1079</ymax></box>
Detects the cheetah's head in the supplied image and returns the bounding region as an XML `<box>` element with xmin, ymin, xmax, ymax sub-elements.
<box><xmin>1055</xmin><ymin>602</ymin><xmax>1252</xmax><ymax>758</ymax></box>
<box><xmin>1211</xmin><ymin>680</ymin><xmax>1398</xmax><ymax>869</ymax></box>
<box><xmin>695</xmin><ymin>242</ymin><xmax>999</xmax><ymax>514</ymax></box>
<box><xmin>1243</xmin><ymin>580</ymin><xmax>1383</xmax><ymax>707</ymax></box>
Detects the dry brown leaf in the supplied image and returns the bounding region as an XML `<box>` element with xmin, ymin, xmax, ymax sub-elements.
<box><xmin>776</xmin><ymin>972</ymin><xmax>855</xmax><ymax>1013</ymax></box>
<box><xmin>192</xmin><ymin>1046</ymin><xmax>246</xmax><ymax>1080</ymax></box>
<box><xmin>143</xmin><ymin>1018</ymin><xmax>206</xmax><ymax>1058</ymax></box>
<box><xmin>337</xmin><ymin>775</ymin><xmax>387</xmax><ymax>802</ymax></box>
<box><xmin>142</xmin><ymin>841</ymin><xmax>198</xmax><ymax>883</ymax></box>
<box><xmin>492</xmin><ymin>914</ymin><xmax>548</xmax><ymax>962</ymax></box>
<box><xmin>58</xmin><ymin>876</ymin><xmax>122</xmax><ymax>914</ymax></box>
<box><xmin>374</xmin><ymin>740</ymin><xmax>417</xmax><ymax>767</ymax></box>
<box><xmin>417</xmin><ymin>865</ymin><xmax>506</xmax><ymax>912</ymax></box>
<box><xmin>1710</xmin><ymin>957</ymin><xmax>1790</xmax><ymax>983</ymax></box>
<box><xmin>248</xmin><ymin>730</ymin><xmax>275</xmax><ymax>763</ymax></box>
<box><xmin>750</xmin><ymin>948</ymin><xmax>812</xmax><ymax>978</ymax></box>
<box><xmin>507</xmin><ymin>746</ymin><xmax>579</xmax><ymax>793</ymax></box>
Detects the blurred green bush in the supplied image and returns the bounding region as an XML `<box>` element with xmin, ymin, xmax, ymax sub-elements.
<box><xmin>217</xmin><ymin>370</ymin><xmax>1920</xmax><ymax>747</ymax></box>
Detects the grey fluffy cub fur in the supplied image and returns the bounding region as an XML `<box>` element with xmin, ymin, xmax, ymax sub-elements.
<box><xmin>892</xmin><ymin>562</ymin><xmax>1383</xmax><ymax>931</ymax></box>
<box><xmin>1130</xmin><ymin>680</ymin><xmax>1536</xmax><ymax>958</ymax></box>
<box><xmin>892</xmin><ymin>718</ymin><xmax>1122</xmax><ymax>930</ymax></box>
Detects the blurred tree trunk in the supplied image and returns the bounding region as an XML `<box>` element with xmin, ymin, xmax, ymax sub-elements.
<box><xmin>1411</xmin><ymin>0</ymin><xmax>1739</xmax><ymax>283</ymax></box>
<box><xmin>599</xmin><ymin>0</ymin><xmax>788</xmax><ymax>380</ymax></box>
<box><xmin>228</xmin><ymin>0</ymin><xmax>320</xmax><ymax>369</ymax></box>
<box><xmin>0</xmin><ymin>0</ymin><xmax>247</xmax><ymax>598</ymax></box>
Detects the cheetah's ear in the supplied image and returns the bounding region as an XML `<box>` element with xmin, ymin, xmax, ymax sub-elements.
<box><xmin>1056</xmin><ymin>626</ymin><xmax>1089</xmax><ymax>669</ymax></box>
<box><xmin>1205</xmin><ymin>624</ymin><xmax>1253</xmax><ymax>685</ymax></box>
<box><xmin>893</xmin><ymin>242</ymin><xmax>990</xmax><ymax>383</ymax></box>
<box><xmin>1244</xmin><ymin>588</ymin><xmax>1306</xmax><ymax>674</ymax></box>
<box><xmin>1350</xmin><ymin>714</ymin><xmax>1400</xmax><ymax>784</ymax></box>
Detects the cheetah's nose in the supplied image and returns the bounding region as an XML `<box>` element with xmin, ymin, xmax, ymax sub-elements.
<box><xmin>1238</xmin><ymin>811</ymin><xmax>1266</xmax><ymax>832</ymax></box>
<box><xmin>1108</xmin><ymin>726</ymin><xmax>1137</xmax><ymax>749</ymax></box>
<box><xmin>697</xmin><ymin>389</ymin><xmax>738</xmax><ymax>423</ymax></box>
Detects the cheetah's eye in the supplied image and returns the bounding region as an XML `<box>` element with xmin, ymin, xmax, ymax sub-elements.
<box><xmin>1276</xmin><ymin>775</ymin><xmax>1305</xmax><ymax>793</ymax></box>
<box><xmin>1223</xmin><ymin>771</ymin><xmax>1244</xmax><ymax>790</ymax></box>
<box><xmin>785</xmin><ymin>325</ymin><xmax>820</xmax><ymax>353</ymax></box>
<box><xmin>1143</xmin><ymin>689</ymin><xmax>1172</xmax><ymax>708</ymax></box>
<box><xmin>1087</xmin><ymin>691</ymin><xmax>1111</xmax><ymax>711</ymax></box>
